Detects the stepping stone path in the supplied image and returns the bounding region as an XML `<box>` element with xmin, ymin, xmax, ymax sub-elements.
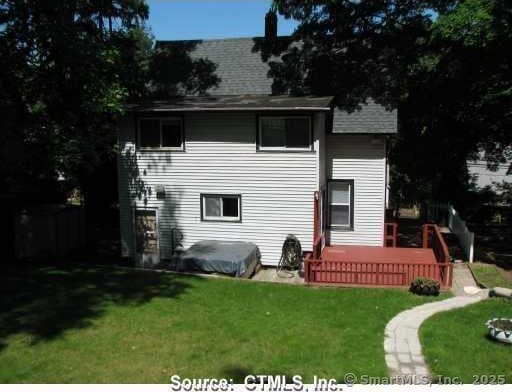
<box><xmin>384</xmin><ymin>264</ymin><xmax>489</xmax><ymax>384</ymax></box>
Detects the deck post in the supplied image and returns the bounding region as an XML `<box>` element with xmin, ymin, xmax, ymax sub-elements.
<box><xmin>383</xmin><ymin>222</ymin><xmax>398</xmax><ymax>247</ymax></box>
<box><xmin>304</xmin><ymin>258</ymin><xmax>309</xmax><ymax>283</ymax></box>
<box><xmin>422</xmin><ymin>224</ymin><xmax>430</xmax><ymax>248</ymax></box>
<box><xmin>313</xmin><ymin>191</ymin><xmax>319</xmax><ymax>245</ymax></box>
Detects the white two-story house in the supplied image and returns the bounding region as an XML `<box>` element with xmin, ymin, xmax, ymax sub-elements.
<box><xmin>117</xmin><ymin>28</ymin><xmax>397</xmax><ymax>267</ymax></box>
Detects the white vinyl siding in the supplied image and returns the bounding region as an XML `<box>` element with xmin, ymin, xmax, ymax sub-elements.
<box><xmin>118</xmin><ymin>112</ymin><xmax>323</xmax><ymax>265</ymax></box>
<box><xmin>325</xmin><ymin>134</ymin><xmax>386</xmax><ymax>246</ymax></box>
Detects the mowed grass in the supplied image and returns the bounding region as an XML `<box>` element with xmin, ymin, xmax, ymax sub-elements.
<box><xmin>469</xmin><ymin>263</ymin><xmax>512</xmax><ymax>289</ymax></box>
<box><xmin>421</xmin><ymin>298</ymin><xmax>512</xmax><ymax>383</ymax></box>
<box><xmin>0</xmin><ymin>266</ymin><xmax>446</xmax><ymax>383</ymax></box>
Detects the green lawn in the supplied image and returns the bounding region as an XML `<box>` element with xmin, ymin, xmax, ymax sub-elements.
<box><xmin>470</xmin><ymin>263</ymin><xmax>512</xmax><ymax>289</ymax></box>
<box><xmin>421</xmin><ymin>298</ymin><xmax>512</xmax><ymax>383</ymax></box>
<box><xmin>0</xmin><ymin>265</ymin><xmax>446</xmax><ymax>383</ymax></box>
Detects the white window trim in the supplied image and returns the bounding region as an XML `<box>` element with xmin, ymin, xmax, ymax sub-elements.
<box><xmin>201</xmin><ymin>194</ymin><xmax>241</xmax><ymax>222</ymax></box>
<box><xmin>258</xmin><ymin>115</ymin><xmax>312</xmax><ymax>151</ymax></box>
<box><xmin>329</xmin><ymin>181</ymin><xmax>353</xmax><ymax>229</ymax></box>
<box><xmin>137</xmin><ymin>117</ymin><xmax>184</xmax><ymax>151</ymax></box>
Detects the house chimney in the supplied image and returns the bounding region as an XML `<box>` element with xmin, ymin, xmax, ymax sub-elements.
<box><xmin>265</xmin><ymin>10</ymin><xmax>277</xmax><ymax>44</ymax></box>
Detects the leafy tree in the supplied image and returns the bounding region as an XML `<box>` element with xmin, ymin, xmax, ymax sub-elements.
<box><xmin>268</xmin><ymin>0</ymin><xmax>447</xmax><ymax>110</ymax></box>
<box><xmin>270</xmin><ymin>0</ymin><xmax>510</xmax><ymax>208</ymax></box>
<box><xmin>496</xmin><ymin>181</ymin><xmax>512</xmax><ymax>207</ymax></box>
<box><xmin>0</xmin><ymin>0</ymin><xmax>151</xmax><ymax>200</ymax></box>
<box><xmin>393</xmin><ymin>0</ymin><xmax>511</xmax><ymax>207</ymax></box>
<box><xmin>429</xmin><ymin>0</ymin><xmax>511</xmax><ymax>166</ymax></box>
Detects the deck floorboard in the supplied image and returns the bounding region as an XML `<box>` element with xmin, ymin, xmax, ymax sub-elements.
<box><xmin>321</xmin><ymin>245</ymin><xmax>437</xmax><ymax>264</ymax></box>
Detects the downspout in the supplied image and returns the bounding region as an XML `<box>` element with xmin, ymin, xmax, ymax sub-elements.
<box><xmin>385</xmin><ymin>136</ymin><xmax>390</xmax><ymax>211</ymax></box>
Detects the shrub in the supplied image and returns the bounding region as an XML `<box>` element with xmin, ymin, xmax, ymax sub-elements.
<box><xmin>410</xmin><ymin>276</ymin><xmax>440</xmax><ymax>296</ymax></box>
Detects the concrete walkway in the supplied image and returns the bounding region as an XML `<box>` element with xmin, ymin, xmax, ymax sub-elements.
<box><xmin>451</xmin><ymin>263</ymin><xmax>481</xmax><ymax>296</ymax></box>
<box><xmin>252</xmin><ymin>268</ymin><xmax>305</xmax><ymax>284</ymax></box>
<box><xmin>384</xmin><ymin>264</ymin><xmax>488</xmax><ymax>383</ymax></box>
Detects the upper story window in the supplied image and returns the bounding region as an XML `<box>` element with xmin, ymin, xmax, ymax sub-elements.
<box><xmin>138</xmin><ymin>117</ymin><xmax>184</xmax><ymax>150</ymax></box>
<box><xmin>258</xmin><ymin>116</ymin><xmax>312</xmax><ymax>151</ymax></box>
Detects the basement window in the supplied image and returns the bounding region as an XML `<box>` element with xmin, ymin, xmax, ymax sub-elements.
<box><xmin>201</xmin><ymin>194</ymin><xmax>241</xmax><ymax>222</ymax></box>
<box><xmin>258</xmin><ymin>116</ymin><xmax>312</xmax><ymax>151</ymax></box>
<box><xmin>138</xmin><ymin>117</ymin><xmax>184</xmax><ymax>150</ymax></box>
<box><xmin>328</xmin><ymin>180</ymin><xmax>354</xmax><ymax>230</ymax></box>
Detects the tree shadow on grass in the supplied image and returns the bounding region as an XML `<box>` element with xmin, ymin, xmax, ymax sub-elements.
<box><xmin>0</xmin><ymin>265</ymin><xmax>199</xmax><ymax>350</ymax></box>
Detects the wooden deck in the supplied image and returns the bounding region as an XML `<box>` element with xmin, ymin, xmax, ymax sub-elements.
<box><xmin>307</xmin><ymin>191</ymin><xmax>453</xmax><ymax>287</ymax></box>
<box><xmin>321</xmin><ymin>245</ymin><xmax>437</xmax><ymax>264</ymax></box>
<box><xmin>305</xmin><ymin>250</ymin><xmax>452</xmax><ymax>288</ymax></box>
<box><xmin>305</xmin><ymin>231</ymin><xmax>453</xmax><ymax>288</ymax></box>
<box><xmin>306</xmin><ymin>244</ymin><xmax>449</xmax><ymax>287</ymax></box>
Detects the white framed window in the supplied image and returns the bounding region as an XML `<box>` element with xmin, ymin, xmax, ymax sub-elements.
<box><xmin>138</xmin><ymin>117</ymin><xmax>184</xmax><ymax>150</ymax></box>
<box><xmin>328</xmin><ymin>180</ymin><xmax>354</xmax><ymax>230</ymax></box>
<box><xmin>201</xmin><ymin>194</ymin><xmax>241</xmax><ymax>222</ymax></box>
<box><xmin>258</xmin><ymin>116</ymin><xmax>312</xmax><ymax>151</ymax></box>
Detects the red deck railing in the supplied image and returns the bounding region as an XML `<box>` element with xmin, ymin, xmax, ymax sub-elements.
<box><xmin>304</xmin><ymin>258</ymin><xmax>452</xmax><ymax>287</ymax></box>
<box><xmin>421</xmin><ymin>223</ymin><xmax>453</xmax><ymax>286</ymax></box>
<box><xmin>422</xmin><ymin>224</ymin><xmax>450</xmax><ymax>263</ymax></box>
<box><xmin>305</xmin><ymin>191</ymin><xmax>453</xmax><ymax>288</ymax></box>
<box><xmin>384</xmin><ymin>222</ymin><xmax>398</xmax><ymax>247</ymax></box>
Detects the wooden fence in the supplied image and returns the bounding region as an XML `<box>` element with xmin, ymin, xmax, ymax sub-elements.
<box><xmin>15</xmin><ymin>205</ymin><xmax>86</xmax><ymax>261</ymax></box>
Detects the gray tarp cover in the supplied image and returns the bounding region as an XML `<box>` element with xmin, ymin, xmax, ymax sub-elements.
<box><xmin>181</xmin><ymin>240</ymin><xmax>261</xmax><ymax>277</ymax></box>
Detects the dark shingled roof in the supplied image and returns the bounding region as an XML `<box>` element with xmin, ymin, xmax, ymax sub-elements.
<box><xmin>332</xmin><ymin>99</ymin><xmax>397</xmax><ymax>134</ymax></box>
<box><xmin>155</xmin><ymin>37</ymin><xmax>397</xmax><ymax>134</ymax></box>
<box><xmin>127</xmin><ymin>95</ymin><xmax>333</xmax><ymax>112</ymax></box>
<box><xmin>174</xmin><ymin>38</ymin><xmax>275</xmax><ymax>95</ymax></box>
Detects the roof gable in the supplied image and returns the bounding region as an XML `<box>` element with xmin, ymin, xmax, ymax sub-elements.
<box><xmin>157</xmin><ymin>38</ymin><xmax>274</xmax><ymax>95</ymax></box>
<box><xmin>154</xmin><ymin>37</ymin><xmax>397</xmax><ymax>134</ymax></box>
